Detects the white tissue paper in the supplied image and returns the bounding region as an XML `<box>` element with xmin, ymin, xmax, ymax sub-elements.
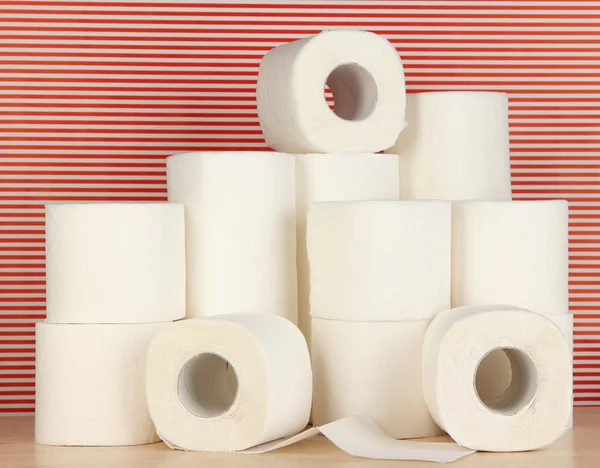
<box><xmin>423</xmin><ymin>305</ymin><xmax>572</xmax><ymax>452</ymax></box>
<box><xmin>146</xmin><ymin>314</ymin><xmax>472</xmax><ymax>463</ymax></box>
<box><xmin>257</xmin><ymin>30</ymin><xmax>406</xmax><ymax>154</ymax></box>
<box><xmin>35</xmin><ymin>322</ymin><xmax>166</xmax><ymax>446</ymax></box>
<box><xmin>311</xmin><ymin>317</ymin><xmax>443</xmax><ymax>439</ymax></box>
<box><xmin>452</xmin><ymin>200</ymin><xmax>569</xmax><ymax>316</ymax></box>
<box><xmin>166</xmin><ymin>152</ymin><xmax>297</xmax><ymax>322</ymax></box>
<box><xmin>307</xmin><ymin>200</ymin><xmax>451</xmax><ymax>321</ymax></box>
<box><xmin>296</xmin><ymin>153</ymin><xmax>399</xmax><ymax>343</ymax></box>
<box><xmin>45</xmin><ymin>203</ymin><xmax>185</xmax><ymax>324</ymax></box>
<box><xmin>386</xmin><ymin>92</ymin><xmax>511</xmax><ymax>200</ymax></box>
<box><xmin>475</xmin><ymin>313</ymin><xmax>574</xmax><ymax>429</ymax></box>
<box><xmin>146</xmin><ymin>314</ymin><xmax>312</xmax><ymax>452</ymax></box>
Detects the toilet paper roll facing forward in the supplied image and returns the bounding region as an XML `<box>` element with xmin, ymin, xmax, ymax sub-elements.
<box><xmin>35</xmin><ymin>322</ymin><xmax>166</xmax><ymax>446</ymax></box>
<box><xmin>475</xmin><ymin>313</ymin><xmax>574</xmax><ymax>429</ymax></box>
<box><xmin>423</xmin><ymin>305</ymin><xmax>571</xmax><ymax>452</ymax></box>
<box><xmin>167</xmin><ymin>152</ymin><xmax>297</xmax><ymax>321</ymax></box>
<box><xmin>296</xmin><ymin>153</ymin><xmax>399</xmax><ymax>342</ymax></box>
<box><xmin>386</xmin><ymin>92</ymin><xmax>511</xmax><ymax>200</ymax></box>
<box><xmin>311</xmin><ymin>318</ymin><xmax>443</xmax><ymax>439</ymax></box>
<box><xmin>307</xmin><ymin>201</ymin><xmax>451</xmax><ymax>321</ymax></box>
<box><xmin>452</xmin><ymin>200</ymin><xmax>569</xmax><ymax>316</ymax></box>
<box><xmin>45</xmin><ymin>203</ymin><xmax>185</xmax><ymax>323</ymax></box>
<box><xmin>146</xmin><ymin>315</ymin><xmax>312</xmax><ymax>452</ymax></box>
<box><xmin>257</xmin><ymin>30</ymin><xmax>406</xmax><ymax>154</ymax></box>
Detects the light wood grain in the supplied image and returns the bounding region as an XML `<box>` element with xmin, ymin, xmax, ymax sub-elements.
<box><xmin>0</xmin><ymin>408</ymin><xmax>597</xmax><ymax>467</ymax></box>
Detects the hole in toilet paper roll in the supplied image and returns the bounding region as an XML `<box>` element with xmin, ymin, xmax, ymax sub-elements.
<box><xmin>178</xmin><ymin>353</ymin><xmax>238</xmax><ymax>418</ymax></box>
<box><xmin>325</xmin><ymin>63</ymin><xmax>378</xmax><ymax>121</ymax></box>
<box><xmin>475</xmin><ymin>348</ymin><xmax>539</xmax><ymax>416</ymax></box>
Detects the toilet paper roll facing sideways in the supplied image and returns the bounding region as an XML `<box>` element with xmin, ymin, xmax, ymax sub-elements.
<box><xmin>167</xmin><ymin>152</ymin><xmax>297</xmax><ymax>322</ymax></box>
<box><xmin>146</xmin><ymin>315</ymin><xmax>312</xmax><ymax>452</ymax></box>
<box><xmin>423</xmin><ymin>305</ymin><xmax>572</xmax><ymax>452</ymax></box>
<box><xmin>45</xmin><ymin>203</ymin><xmax>185</xmax><ymax>323</ymax></box>
<box><xmin>311</xmin><ymin>318</ymin><xmax>443</xmax><ymax>439</ymax></box>
<box><xmin>257</xmin><ymin>30</ymin><xmax>406</xmax><ymax>154</ymax></box>
<box><xmin>35</xmin><ymin>322</ymin><xmax>166</xmax><ymax>446</ymax></box>
<box><xmin>307</xmin><ymin>201</ymin><xmax>451</xmax><ymax>321</ymax></box>
<box><xmin>452</xmin><ymin>200</ymin><xmax>569</xmax><ymax>316</ymax></box>
<box><xmin>386</xmin><ymin>92</ymin><xmax>511</xmax><ymax>200</ymax></box>
<box><xmin>296</xmin><ymin>153</ymin><xmax>399</xmax><ymax>342</ymax></box>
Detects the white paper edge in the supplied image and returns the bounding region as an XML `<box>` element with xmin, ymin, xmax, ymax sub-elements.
<box><xmin>240</xmin><ymin>415</ymin><xmax>474</xmax><ymax>463</ymax></box>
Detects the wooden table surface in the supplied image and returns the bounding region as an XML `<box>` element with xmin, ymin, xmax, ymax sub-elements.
<box><xmin>1</xmin><ymin>408</ymin><xmax>598</xmax><ymax>467</ymax></box>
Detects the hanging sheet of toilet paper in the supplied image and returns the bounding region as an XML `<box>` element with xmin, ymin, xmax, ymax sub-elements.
<box><xmin>296</xmin><ymin>153</ymin><xmax>400</xmax><ymax>343</ymax></box>
<box><xmin>257</xmin><ymin>30</ymin><xmax>406</xmax><ymax>153</ymax></box>
<box><xmin>452</xmin><ymin>200</ymin><xmax>569</xmax><ymax>316</ymax></box>
<box><xmin>145</xmin><ymin>315</ymin><xmax>472</xmax><ymax>463</ymax></box>
<box><xmin>386</xmin><ymin>92</ymin><xmax>511</xmax><ymax>201</ymax></box>
<box><xmin>35</xmin><ymin>322</ymin><xmax>167</xmax><ymax>446</ymax></box>
<box><xmin>166</xmin><ymin>152</ymin><xmax>297</xmax><ymax>321</ymax></box>
<box><xmin>307</xmin><ymin>200</ymin><xmax>451</xmax><ymax>321</ymax></box>
<box><xmin>45</xmin><ymin>203</ymin><xmax>186</xmax><ymax>323</ymax></box>
<box><xmin>474</xmin><ymin>313</ymin><xmax>574</xmax><ymax>429</ymax></box>
<box><xmin>311</xmin><ymin>317</ymin><xmax>443</xmax><ymax>439</ymax></box>
<box><xmin>423</xmin><ymin>305</ymin><xmax>571</xmax><ymax>452</ymax></box>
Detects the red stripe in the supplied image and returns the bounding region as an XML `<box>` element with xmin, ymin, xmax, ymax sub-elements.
<box><xmin>3</xmin><ymin>1</ymin><xmax>600</xmax><ymax>10</ymax></box>
<box><xmin>4</xmin><ymin>26</ymin><xmax>600</xmax><ymax>36</ymax></box>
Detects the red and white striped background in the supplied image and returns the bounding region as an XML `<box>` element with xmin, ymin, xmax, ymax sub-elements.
<box><xmin>1</xmin><ymin>0</ymin><xmax>599</xmax><ymax>414</ymax></box>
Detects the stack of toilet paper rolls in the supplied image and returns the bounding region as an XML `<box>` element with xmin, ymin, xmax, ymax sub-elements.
<box><xmin>35</xmin><ymin>203</ymin><xmax>186</xmax><ymax>446</ymax></box>
<box><xmin>387</xmin><ymin>91</ymin><xmax>573</xmax><ymax>427</ymax></box>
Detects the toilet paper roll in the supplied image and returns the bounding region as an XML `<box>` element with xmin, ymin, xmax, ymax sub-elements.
<box><xmin>552</xmin><ymin>313</ymin><xmax>574</xmax><ymax>428</ymax></box>
<box><xmin>257</xmin><ymin>30</ymin><xmax>406</xmax><ymax>154</ymax></box>
<box><xmin>311</xmin><ymin>317</ymin><xmax>443</xmax><ymax>439</ymax></box>
<box><xmin>166</xmin><ymin>152</ymin><xmax>297</xmax><ymax>321</ymax></box>
<box><xmin>307</xmin><ymin>200</ymin><xmax>451</xmax><ymax>321</ymax></box>
<box><xmin>35</xmin><ymin>322</ymin><xmax>166</xmax><ymax>446</ymax></box>
<box><xmin>45</xmin><ymin>203</ymin><xmax>185</xmax><ymax>324</ymax></box>
<box><xmin>146</xmin><ymin>314</ymin><xmax>312</xmax><ymax>453</ymax></box>
<box><xmin>452</xmin><ymin>200</ymin><xmax>569</xmax><ymax>316</ymax></box>
<box><xmin>475</xmin><ymin>313</ymin><xmax>574</xmax><ymax>429</ymax></box>
<box><xmin>296</xmin><ymin>153</ymin><xmax>399</xmax><ymax>343</ymax></box>
<box><xmin>386</xmin><ymin>92</ymin><xmax>511</xmax><ymax>200</ymax></box>
<box><xmin>423</xmin><ymin>305</ymin><xmax>572</xmax><ymax>452</ymax></box>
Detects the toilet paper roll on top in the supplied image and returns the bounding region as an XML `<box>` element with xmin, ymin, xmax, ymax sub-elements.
<box><xmin>386</xmin><ymin>92</ymin><xmax>511</xmax><ymax>201</ymax></box>
<box><xmin>257</xmin><ymin>30</ymin><xmax>406</xmax><ymax>154</ymax></box>
<box><xmin>296</xmin><ymin>153</ymin><xmax>399</xmax><ymax>342</ymax></box>
<box><xmin>311</xmin><ymin>318</ymin><xmax>443</xmax><ymax>439</ymax></box>
<box><xmin>146</xmin><ymin>315</ymin><xmax>312</xmax><ymax>452</ymax></box>
<box><xmin>307</xmin><ymin>201</ymin><xmax>451</xmax><ymax>321</ymax></box>
<box><xmin>167</xmin><ymin>152</ymin><xmax>297</xmax><ymax>322</ymax></box>
<box><xmin>35</xmin><ymin>322</ymin><xmax>166</xmax><ymax>446</ymax></box>
<box><xmin>45</xmin><ymin>203</ymin><xmax>185</xmax><ymax>323</ymax></box>
<box><xmin>423</xmin><ymin>305</ymin><xmax>571</xmax><ymax>452</ymax></box>
<box><xmin>452</xmin><ymin>200</ymin><xmax>569</xmax><ymax>315</ymax></box>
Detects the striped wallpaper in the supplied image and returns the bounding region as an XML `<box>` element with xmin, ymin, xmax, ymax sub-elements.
<box><xmin>0</xmin><ymin>0</ymin><xmax>599</xmax><ymax>414</ymax></box>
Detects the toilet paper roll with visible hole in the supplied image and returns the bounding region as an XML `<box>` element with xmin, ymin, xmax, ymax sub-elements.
<box><xmin>146</xmin><ymin>314</ymin><xmax>312</xmax><ymax>452</ymax></box>
<box><xmin>166</xmin><ymin>152</ymin><xmax>297</xmax><ymax>321</ymax></box>
<box><xmin>475</xmin><ymin>313</ymin><xmax>574</xmax><ymax>429</ymax></box>
<box><xmin>45</xmin><ymin>203</ymin><xmax>185</xmax><ymax>324</ymax></box>
<box><xmin>35</xmin><ymin>322</ymin><xmax>166</xmax><ymax>446</ymax></box>
<box><xmin>307</xmin><ymin>200</ymin><xmax>451</xmax><ymax>321</ymax></box>
<box><xmin>296</xmin><ymin>153</ymin><xmax>399</xmax><ymax>343</ymax></box>
<box><xmin>452</xmin><ymin>200</ymin><xmax>569</xmax><ymax>316</ymax></box>
<box><xmin>257</xmin><ymin>30</ymin><xmax>406</xmax><ymax>154</ymax></box>
<box><xmin>385</xmin><ymin>92</ymin><xmax>511</xmax><ymax>200</ymax></box>
<box><xmin>423</xmin><ymin>305</ymin><xmax>572</xmax><ymax>452</ymax></box>
<box><xmin>311</xmin><ymin>317</ymin><xmax>443</xmax><ymax>439</ymax></box>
